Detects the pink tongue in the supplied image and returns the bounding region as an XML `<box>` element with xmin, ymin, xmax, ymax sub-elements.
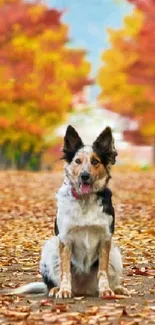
<box><xmin>81</xmin><ymin>184</ymin><xmax>91</xmax><ymax>194</ymax></box>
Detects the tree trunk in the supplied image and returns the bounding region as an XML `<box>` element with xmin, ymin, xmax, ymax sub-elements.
<box><xmin>16</xmin><ymin>151</ymin><xmax>32</xmax><ymax>170</ymax></box>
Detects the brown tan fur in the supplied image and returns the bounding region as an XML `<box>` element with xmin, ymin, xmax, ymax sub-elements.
<box><xmin>89</xmin><ymin>152</ymin><xmax>106</xmax><ymax>179</ymax></box>
<box><xmin>66</xmin><ymin>148</ymin><xmax>108</xmax><ymax>193</ymax></box>
<box><xmin>98</xmin><ymin>242</ymin><xmax>114</xmax><ymax>297</ymax></box>
<box><xmin>49</xmin><ymin>241</ymin><xmax>72</xmax><ymax>298</ymax></box>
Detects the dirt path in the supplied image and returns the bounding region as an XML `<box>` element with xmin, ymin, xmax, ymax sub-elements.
<box><xmin>0</xmin><ymin>170</ymin><xmax>155</xmax><ymax>324</ymax></box>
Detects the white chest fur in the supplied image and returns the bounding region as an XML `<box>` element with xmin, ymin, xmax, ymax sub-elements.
<box><xmin>56</xmin><ymin>183</ymin><xmax>112</xmax><ymax>273</ymax></box>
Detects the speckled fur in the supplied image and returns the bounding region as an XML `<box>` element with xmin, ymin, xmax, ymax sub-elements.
<box><xmin>9</xmin><ymin>126</ymin><xmax>128</xmax><ymax>298</ymax></box>
<box><xmin>40</xmin><ymin>126</ymin><xmax>127</xmax><ymax>297</ymax></box>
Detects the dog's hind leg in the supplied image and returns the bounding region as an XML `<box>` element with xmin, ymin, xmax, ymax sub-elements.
<box><xmin>108</xmin><ymin>244</ymin><xmax>129</xmax><ymax>295</ymax></box>
<box><xmin>41</xmin><ymin>236</ymin><xmax>72</xmax><ymax>298</ymax></box>
<box><xmin>40</xmin><ymin>236</ymin><xmax>61</xmax><ymax>292</ymax></box>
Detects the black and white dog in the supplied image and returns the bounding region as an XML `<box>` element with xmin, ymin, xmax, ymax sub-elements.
<box><xmin>10</xmin><ymin>125</ymin><xmax>128</xmax><ymax>298</ymax></box>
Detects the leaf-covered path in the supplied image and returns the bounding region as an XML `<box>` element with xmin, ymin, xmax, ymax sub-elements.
<box><xmin>0</xmin><ymin>170</ymin><xmax>155</xmax><ymax>324</ymax></box>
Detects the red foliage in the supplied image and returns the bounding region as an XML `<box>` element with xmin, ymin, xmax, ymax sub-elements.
<box><xmin>0</xmin><ymin>117</ymin><xmax>10</xmax><ymax>129</ymax></box>
<box><xmin>127</xmin><ymin>0</ymin><xmax>155</xmax><ymax>87</ymax></box>
<box><xmin>0</xmin><ymin>1</ymin><xmax>62</xmax><ymax>39</ymax></box>
<box><xmin>0</xmin><ymin>0</ymin><xmax>91</xmax><ymax>105</ymax></box>
<box><xmin>13</xmin><ymin>118</ymin><xmax>43</xmax><ymax>137</ymax></box>
<box><xmin>129</xmin><ymin>0</ymin><xmax>155</xmax><ymax>17</ymax></box>
<box><xmin>123</xmin><ymin>130</ymin><xmax>150</xmax><ymax>145</ymax></box>
<box><xmin>69</xmin><ymin>78</ymin><xmax>93</xmax><ymax>93</ymax></box>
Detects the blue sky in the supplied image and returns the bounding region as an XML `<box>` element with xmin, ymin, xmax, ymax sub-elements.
<box><xmin>48</xmin><ymin>0</ymin><xmax>133</xmax><ymax>99</ymax></box>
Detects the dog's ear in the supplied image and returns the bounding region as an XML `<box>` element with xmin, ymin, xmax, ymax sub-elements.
<box><xmin>93</xmin><ymin>127</ymin><xmax>117</xmax><ymax>165</ymax></box>
<box><xmin>63</xmin><ymin>125</ymin><xmax>84</xmax><ymax>163</ymax></box>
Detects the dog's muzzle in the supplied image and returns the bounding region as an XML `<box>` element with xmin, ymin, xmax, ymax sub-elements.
<box><xmin>80</xmin><ymin>172</ymin><xmax>91</xmax><ymax>194</ymax></box>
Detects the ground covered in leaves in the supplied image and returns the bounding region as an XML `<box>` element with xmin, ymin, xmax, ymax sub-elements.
<box><xmin>0</xmin><ymin>169</ymin><xmax>155</xmax><ymax>324</ymax></box>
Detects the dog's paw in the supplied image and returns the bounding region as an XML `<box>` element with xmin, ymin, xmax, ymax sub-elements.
<box><xmin>49</xmin><ymin>287</ymin><xmax>72</xmax><ymax>299</ymax></box>
<box><xmin>99</xmin><ymin>287</ymin><xmax>115</xmax><ymax>298</ymax></box>
<box><xmin>56</xmin><ymin>288</ymin><xmax>72</xmax><ymax>299</ymax></box>
<box><xmin>49</xmin><ymin>287</ymin><xmax>59</xmax><ymax>297</ymax></box>
<box><xmin>114</xmin><ymin>286</ymin><xmax>130</xmax><ymax>296</ymax></box>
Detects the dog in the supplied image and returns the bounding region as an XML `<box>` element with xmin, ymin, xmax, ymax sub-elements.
<box><xmin>9</xmin><ymin>125</ymin><xmax>128</xmax><ymax>298</ymax></box>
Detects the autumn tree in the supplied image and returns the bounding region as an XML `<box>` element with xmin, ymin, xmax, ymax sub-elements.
<box><xmin>97</xmin><ymin>0</ymin><xmax>155</xmax><ymax>163</ymax></box>
<box><xmin>0</xmin><ymin>0</ymin><xmax>92</xmax><ymax>169</ymax></box>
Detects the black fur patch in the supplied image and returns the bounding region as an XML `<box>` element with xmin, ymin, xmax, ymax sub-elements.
<box><xmin>62</xmin><ymin>125</ymin><xmax>84</xmax><ymax>163</ymax></box>
<box><xmin>55</xmin><ymin>188</ymin><xmax>115</xmax><ymax>236</ymax></box>
<box><xmin>54</xmin><ymin>218</ymin><xmax>59</xmax><ymax>235</ymax></box>
<box><xmin>93</xmin><ymin>127</ymin><xmax>117</xmax><ymax>166</ymax></box>
<box><xmin>42</xmin><ymin>264</ymin><xmax>55</xmax><ymax>290</ymax></box>
<box><xmin>97</xmin><ymin>187</ymin><xmax>115</xmax><ymax>233</ymax></box>
<box><xmin>43</xmin><ymin>274</ymin><xmax>55</xmax><ymax>290</ymax></box>
<box><xmin>93</xmin><ymin>149</ymin><xmax>116</xmax><ymax>166</ymax></box>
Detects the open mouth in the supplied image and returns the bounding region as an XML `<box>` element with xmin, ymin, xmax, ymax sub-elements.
<box><xmin>80</xmin><ymin>182</ymin><xmax>91</xmax><ymax>194</ymax></box>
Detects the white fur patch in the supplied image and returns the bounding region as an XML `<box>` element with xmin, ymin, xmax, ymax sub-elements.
<box><xmin>98</xmin><ymin>271</ymin><xmax>109</xmax><ymax>291</ymax></box>
<box><xmin>56</xmin><ymin>183</ymin><xmax>112</xmax><ymax>273</ymax></box>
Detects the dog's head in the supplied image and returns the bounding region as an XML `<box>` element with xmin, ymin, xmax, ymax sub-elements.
<box><xmin>62</xmin><ymin>125</ymin><xmax>117</xmax><ymax>195</ymax></box>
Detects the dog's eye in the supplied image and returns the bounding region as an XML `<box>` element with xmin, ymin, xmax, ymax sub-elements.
<box><xmin>91</xmin><ymin>158</ymin><xmax>100</xmax><ymax>166</ymax></box>
<box><xmin>75</xmin><ymin>158</ymin><xmax>82</xmax><ymax>164</ymax></box>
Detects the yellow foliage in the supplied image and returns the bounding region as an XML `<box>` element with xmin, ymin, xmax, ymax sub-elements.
<box><xmin>97</xmin><ymin>7</ymin><xmax>155</xmax><ymax>138</ymax></box>
<box><xmin>12</xmin><ymin>35</ymin><xmax>39</xmax><ymax>52</ymax></box>
<box><xmin>0</xmin><ymin>0</ymin><xmax>91</xmax><ymax>160</ymax></box>
<box><xmin>108</xmin><ymin>9</ymin><xmax>143</xmax><ymax>45</ymax></box>
<box><xmin>124</xmin><ymin>9</ymin><xmax>144</xmax><ymax>37</ymax></box>
<box><xmin>28</xmin><ymin>4</ymin><xmax>45</xmax><ymax>22</ymax></box>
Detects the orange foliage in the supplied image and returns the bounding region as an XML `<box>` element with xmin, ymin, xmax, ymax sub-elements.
<box><xmin>97</xmin><ymin>2</ymin><xmax>155</xmax><ymax>144</ymax></box>
<box><xmin>0</xmin><ymin>0</ymin><xmax>92</xmax><ymax>159</ymax></box>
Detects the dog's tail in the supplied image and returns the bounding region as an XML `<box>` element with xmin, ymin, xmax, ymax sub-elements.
<box><xmin>7</xmin><ymin>282</ymin><xmax>48</xmax><ymax>295</ymax></box>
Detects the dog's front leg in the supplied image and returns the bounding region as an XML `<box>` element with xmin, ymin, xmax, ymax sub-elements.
<box><xmin>58</xmin><ymin>240</ymin><xmax>72</xmax><ymax>298</ymax></box>
<box><xmin>98</xmin><ymin>240</ymin><xmax>114</xmax><ymax>298</ymax></box>
<box><xmin>49</xmin><ymin>240</ymin><xmax>72</xmax><ymax>299</ymax></box>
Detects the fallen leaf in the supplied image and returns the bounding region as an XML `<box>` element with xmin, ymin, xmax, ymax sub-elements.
<box><xmin>74</xmin><ymin>296</ymin><xmax>85</xmax><ymax>300</ymax></box>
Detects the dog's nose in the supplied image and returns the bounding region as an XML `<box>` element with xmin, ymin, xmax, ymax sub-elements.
<box><xmin>81</xmin><ymin>172</ymin><xmax>90</xmax><ymax>181</ymax></box>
